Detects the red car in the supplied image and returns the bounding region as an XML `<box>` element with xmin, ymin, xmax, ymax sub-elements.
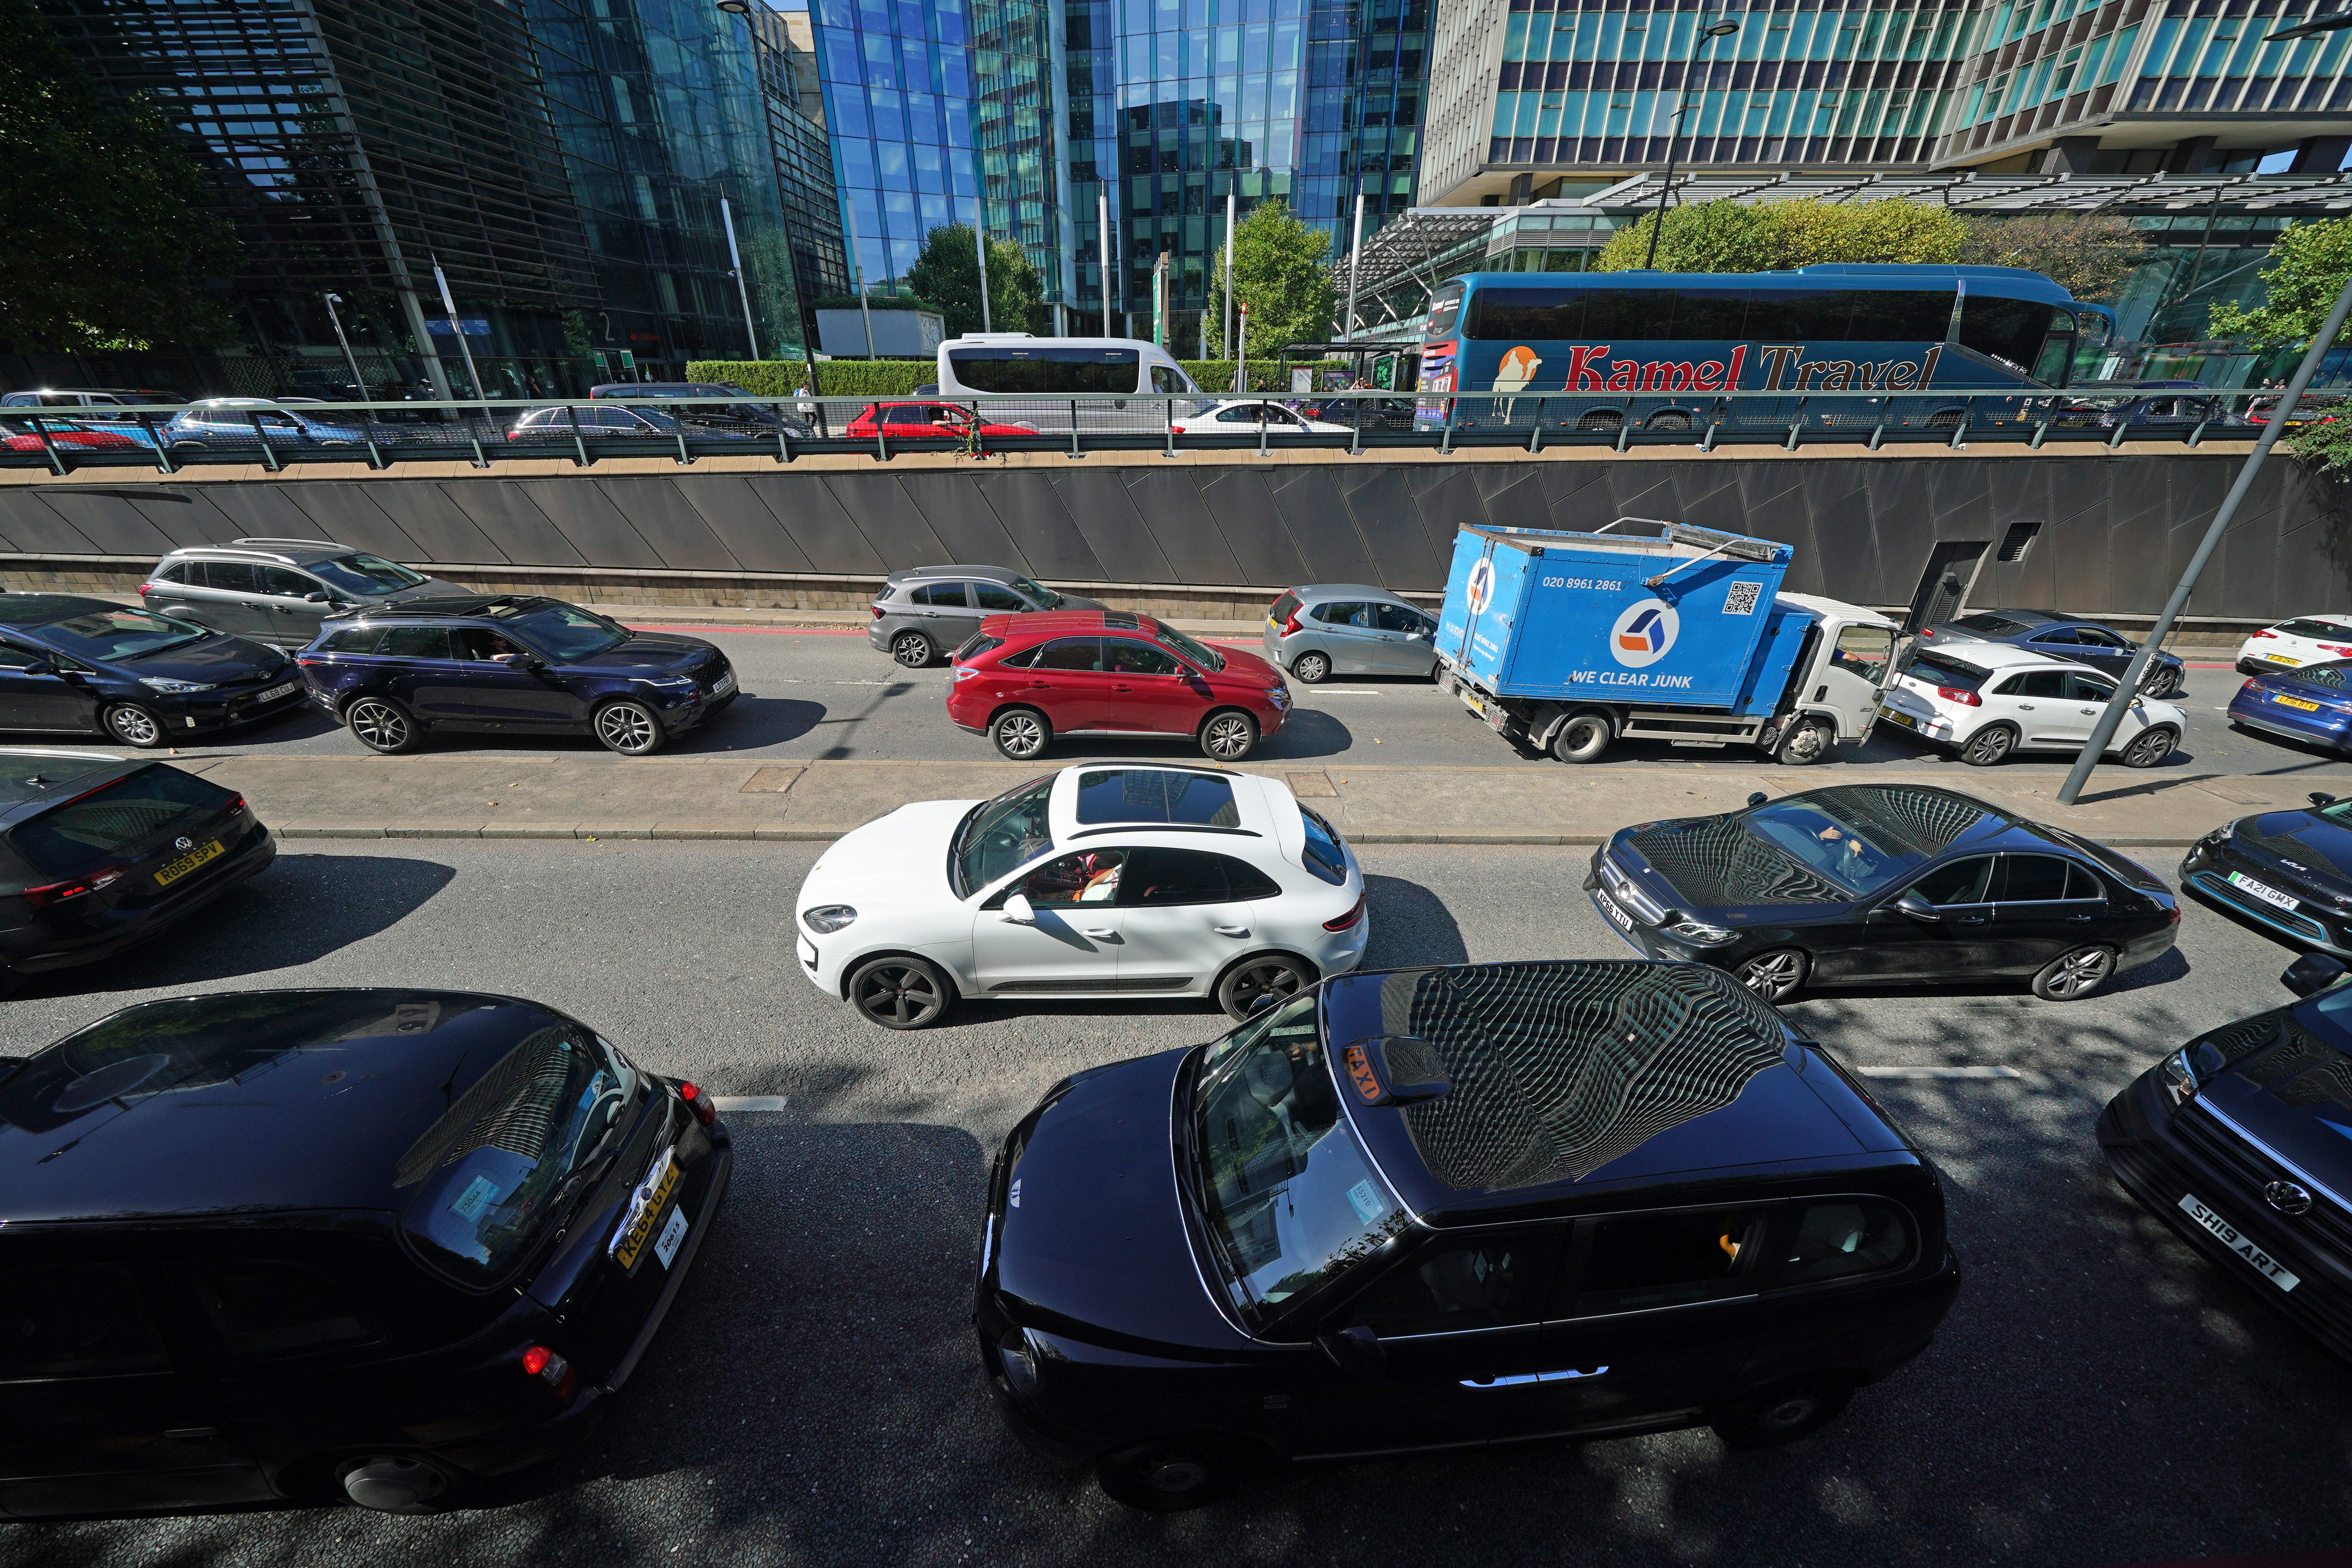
<box><xmin>844</xmin><ymin>402</ymin><xmax>1038</xmax><ymax>441</ymax></box>
<box><xmin>1</xmin><ymin>426</ymin><xmax>140</xmax><ymax>452</ymax></box>
<box><xmin>946</xmin><ymin>610</ymin><xmax>1290</xmax><ymax>761</ymax></box>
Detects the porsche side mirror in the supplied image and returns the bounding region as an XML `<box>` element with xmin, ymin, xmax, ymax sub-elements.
<box><xmin>1892</xmin><ymin>890</ymin><xmax>1940</xmax><ymax>922</ymax></box>
<box><xmin>1747</xmin><ymin>791</ymin><xmax>1769</xmax><ymax>807</ymax></box>
<box><xmin>2312</xmin><ymin>792</ymin><xmax>2339</xmax><ymax>808</ymax></box>
<box><xmin>1316</xmin><ymin>1324</ymin><xmax>1387</xmax><ymax>1376</ymax></box>
<box><xmin>1003</xmin><ymin>893</ymin><xmax>1036</xmax><ymax>925</ymax></box>
<box><xmin>2283</xmin><ymin>953</ymin><xmax>2347</xmax><ymax>997</ymax></box>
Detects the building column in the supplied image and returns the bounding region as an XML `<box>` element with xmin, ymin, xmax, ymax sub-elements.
<box><xmin>2044</xmin><ymin>135</ymin><xmax>2101</xmax><ymax>174</ymax></box>
<box><xmin>2169</xmin><ymin>135</ymin><xmax>2221</xmax><ymax>173</ymax></box>
<box><xmin>2295</xmin><ymin>134</ymin><xmax>2352</xmax><ymax>173</ymax></box>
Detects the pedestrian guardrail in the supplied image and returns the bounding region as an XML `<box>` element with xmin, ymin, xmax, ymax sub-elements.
<box><xmin>0</xmin><ymin>388</ymin><xmax>2307</xmax><ymax>474</ymax></box>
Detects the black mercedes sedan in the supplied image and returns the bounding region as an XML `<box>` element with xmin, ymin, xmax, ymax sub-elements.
<box><xmin>0</xmin><ymin>988</ymin><xmax>730</xmax><ymax>1517</ymax></box>
<box><xmin>1916</xmin><ymin>608</ymin><xmax>2186</xmax><ymax>697</ymax></box>
<box><xmin>2180</xmin><ymin>791</ymin><xmax>2352</xmax><ymax>956</ymax></box>
<box><xmin>0</xmin><ymin>593</ymin><xmax>306</xmax><ymax>748</ymax></box>
<box><xmin>977</xmin><ymin>960</ymin><xmax>1960</xmax><ymax>1511</ymax></box>
<box><xmin>2100</xmin><ymin>951</ymin><xmax>2352</xmax><ymax>1362</ymax></box>
<box><xmin>1588</xmin><ymin>784</ymin><xmax>2179</xmax><ymax>1004</ymax></box>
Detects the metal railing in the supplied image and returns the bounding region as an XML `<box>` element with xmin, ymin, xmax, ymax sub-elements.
<box><xmin>0</xmin><ymin>388</ymin><xmax>2310</xmax><ymax>474</ymax></box>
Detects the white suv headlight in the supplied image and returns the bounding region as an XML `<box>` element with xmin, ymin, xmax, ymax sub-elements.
<box><xmin>802</xmin><ymin>904</ymin><xmax>858</xmax><ymax>934</ymax></box>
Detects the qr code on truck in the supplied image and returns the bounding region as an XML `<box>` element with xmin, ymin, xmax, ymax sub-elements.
<box><xmin>1722</xmin><ymin>581</ymin><xmax>1762</xmax><ymax>617</ymax></box>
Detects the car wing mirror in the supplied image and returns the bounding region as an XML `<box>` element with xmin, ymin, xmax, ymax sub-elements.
<box><xmin>1892</xmin><ymin>890</ymin><xmax>1941</xmax><ymax>922</ymax></box>
<box><xmin>2312</xmin><ymin>792</ymin><xmax>2339</xmax><ymax>808</ymax></box>
<box><xmin>1002</xmin><ymin>892</ymin><xmax>1036</xmax><ymax>925</ymax></box>
<box><xmin>20</xmin><ymin>661</ymin><xmax>56</xmax><ymax>677</ymax></box>
<box><xmin>1747</xmin><ymin>791</ymin><xmax>1769</xmax><ymax>807</ymax></box>
<box><xmin>1316</xmin><ymin>1324</ymin><xmax>1387</xmax><ymax>1376</ymax></box>
<box><xmin>2283</xmin><ymin>953</ymin><xmax>2348</xmax><ymax>997</ymax></box>
<box><xmin>303</xmin><ymin>591</ymin><xmax>328</xmax><ymax>603</ymax></box>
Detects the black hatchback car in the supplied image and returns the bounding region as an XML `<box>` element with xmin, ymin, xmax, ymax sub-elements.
<box><xmin>295</xmin><ymin>595</ymin><xmax>737</xmax><ymax>755</ymax></box>
<box><xmin>2180</xmin><ymin>791</ymin><xmax>2352</xmax><ymax>956</ymax></box>
<box><xmin>0</xmin><ymin>594</ymin><xmax>305</xmax><ymax>748</ymax></box>
<box><xmin>2100</xmin><ymin>951</ymin><xmax>2352</xmax><ymax>1362</ymax></box>
<box><xmin>978</xmin><ymin>960</ymin><xmax>1960</xmax><ymax>1510</ymax></box>
<box><xmin>0</xmin><ymin>988</ymin><xmax>730</xmax><ymax>1517</ymax></box>
<box><xmin>0</xmin><ymin>749</ymin><xmax>272</xmax><ymax>990</ymax></box>
<box><xmin>1588</xmin><ymin>784</ymin><xmax>2179</xmax><ymax>1004</ymax></box>
<box><xmin>1915</xmin><ymin>608</ymin><xmax>2186</xmax><ymax>698</ymax></box>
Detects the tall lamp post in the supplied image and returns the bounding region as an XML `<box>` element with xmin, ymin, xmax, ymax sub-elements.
<box><xmin>1644</xmin><ymin>17</ymin><xmax>1739</xmax><ymax>270</ymax></box>
<box><xmin>322</xmin><ymin>292</ymin><xmax>369</xmax><ymax>401</ymax></box>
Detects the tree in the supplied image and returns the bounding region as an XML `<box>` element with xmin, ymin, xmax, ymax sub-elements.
<box><xmin>2207</xmin><ymin>216</ymin><xmax>2352</xmax><ymax>472</ymax></box>
<box><xmin>1597</xmin><ymin>198</ymin><xmax>1964</xmax><ymax>274</ymax></box>
<box><xmin>1957</xmin><ymin>213</ymin><xmax>2141</xmax><ymax>303</ymax></box>
<box><xmin>0</xmin><ymin>0</ymin><xmax>239</xmax><ymax>351</ymax></box>
<box><xmin>1208</xmin><ymin>200</ymin><xmax>1335</xmax><ymax>364</ymax></box>
<box><xmin>904</xmin><ymin>224</ymin><xmax>1043</xmax><ymax>340</ymax></box>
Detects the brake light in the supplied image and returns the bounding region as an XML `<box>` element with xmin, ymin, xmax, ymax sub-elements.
<box><xmin>1282</xmin><ymin>612</ymin><xmax>1301</xmax><ymax>636</ymax></box>
<box><xmin>871</xmin><ymin>604</ymin><xmax>886</xmax><ymax>618</ymax></box>
<box><xmin>2168</xmin><ymin>903</ymin><xmax>2182</xmax><ymax>925</ymax></box>
<box><xmin>2253</xmin><ymin>630</ymin><xmax>2278</xmax><ymax>639</ymax></box>
<box><xmin>1937</xmin><ymin>686</ymin><xmax>1981</xmax><ymax>707</ymax></box>
<box><xmin>22</xmin><ymin>867</ymin><xmax>124</xmax><ymax>907</ymax></box>
<box><xmin>216</xmin><ymin>793</ymin><xmax>246</xmax><ymax>818</ymax></box>
<box><xmin>677</xmin><ymin>1080</ymin><xmax>717</xmax><ymax>1126</ymax></box>
<box><xmin>1920</xmin><ymin>627</ymin><xmax>1935</xmax><ymax>637</ymax></box>
<box><xmin>520</xmin><ymin>1344</ymin><xmax>574</xmax><ymax>1398</ymax></box>
<box><xmin>2323</xmin><ymin>644</ymin><xmax>2352</xmax><ymax>657</ymax></box>
<box><xmin>1323</xmin><ymin>893</ymin><xmax>1366</xmax><ymax>931</ymax></box>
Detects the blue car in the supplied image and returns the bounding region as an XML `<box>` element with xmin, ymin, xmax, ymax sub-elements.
<box><xmin>1917</xmin><ymin>607</ymin><xmax>2186</xmax><ymax>698</ymax></box>
<box><xmin>2229</xmin><ymin>659</ymin><xmax>2352</xmax><ymax>752</ymax></box>
<box><xmin>294</xmin><ymin>595</ymin><xmax>738</xmax><ymax>755</ymax></box>
<box><xmin>163</xmin><ymin>399</ymin><xmax>368</xmax><ymax>453</ymax></box>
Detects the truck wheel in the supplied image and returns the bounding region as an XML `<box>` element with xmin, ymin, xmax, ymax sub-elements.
<box><xmin>1550</xmin><ymin>713</ymin><xmax>1611</xmax><ymax>764</ymax></box>
<box><xmin>1776</xmin><ymin>717</ymin><xmax>1831</xmax><ymax>765</ymax></box>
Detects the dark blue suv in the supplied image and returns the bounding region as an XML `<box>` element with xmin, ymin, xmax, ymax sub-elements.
<box><xmin>294</xmin><ymin>596</ymin><xmax>737</xmax><ymax>755</ymax></box>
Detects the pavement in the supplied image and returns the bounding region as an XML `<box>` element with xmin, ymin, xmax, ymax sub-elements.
<box><xmin>4</xmin><ymin>839</ymin><xmax>2348</xmax><ymax>1568</ymax></box>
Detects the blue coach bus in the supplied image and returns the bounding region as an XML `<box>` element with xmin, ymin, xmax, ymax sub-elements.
<box><xmin>1415</xmin><ymin>263</ymin><xmax>2116</xmax><ymax>437</ymax></box>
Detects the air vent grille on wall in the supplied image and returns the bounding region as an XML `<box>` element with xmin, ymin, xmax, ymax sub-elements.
<box><xmin>1998</xmin><ymin>521</ymin><xmax>2043</xmax><ymax>564</ymax></box>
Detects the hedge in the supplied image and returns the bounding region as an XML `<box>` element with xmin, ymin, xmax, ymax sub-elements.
<box><xmin>687</xmin><ymin>358</ymin><xmax>1365</xmax><ymax>399</ymax></box>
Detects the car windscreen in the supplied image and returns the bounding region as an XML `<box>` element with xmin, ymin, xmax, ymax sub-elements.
<box><xmin>1008</xmin><ymin>575</ymin><xmax>1059</xmax><ymax>608</ymax></box>
<box><xmin>26</xmin><ymin>605</ymin><xmax>210</xmax><ymax>662</ymax></box>
<box><xmin>395</xmin><ymin>1024</ymin><xmax>641</xmax><ymax>1286</ymax></box>
<box><xmin>506</xmin><ymin>604</ymin><xmax>630</xmax><ymax>659</ymax></box>
<box><xmin>2277</xmin><ymin>619</ymin><xmax>2352</xmax><ymax>640</ymax></box>
<box><xmin>309</xmin><ymin>554</ymin><xmax>425</xmax><ymax>595</ymax></box>
<box><xmin>1155</xmin><ymin>622</ymin><xmax>1226</xmax><ymax>672</ymax></box>
<box><xmin>1739</xmin><ymin>797</ymin><xmax>1925</xmax><ymax>898</ymax></box>
<box><xmin>952</xmin><ymin>773</ymin><xmax>1056</xmax><ymax>896</ymax></box>
<box><xmin>9</xmin><ymin>766</ymin><xmax>233</xmax><ymax>878</ymax></box>
<box><xmin>1188</xmin><ymin>992</ymin><xmax>1409</xmax><ymax>1333</ymax></box>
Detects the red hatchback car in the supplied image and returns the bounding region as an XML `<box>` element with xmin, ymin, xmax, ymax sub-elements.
<box><xmin>844</xmin><ymin>402</ymin><xmax>1038</xmax><ymax>442</ymax></box>
<box><xmin>946</xmin><ymin>610</ymin><xmax>1290</xmax><ymax>761</ymax></box>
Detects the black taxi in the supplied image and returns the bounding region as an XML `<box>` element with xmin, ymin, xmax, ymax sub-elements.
<box><xmin>0</xmin><ymin>989</ymin><xmax>728</xmax><ymax>1517</ymax></box>
<box><xmin>976</xmin><ymin>959</ymin><xmax>1962</xmax><ymax>1510</ymax></box>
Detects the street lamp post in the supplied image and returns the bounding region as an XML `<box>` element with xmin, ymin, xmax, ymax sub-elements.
<box><xmin>720</xmin><ymin>197</ymin><xmax>762</xmax><ymax>361</ymax></box>
<box><xmin>322</xmin><ymin>292</ymin><xmax>369</xmax><ymax>401</ymax></box>
<box><xmin>1644</xmin><ymin>18</ymin><xmax>1740</xmax><ymax>271</ymax></box>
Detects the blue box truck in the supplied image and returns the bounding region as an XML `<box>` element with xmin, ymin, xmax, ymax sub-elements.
<box><xmin>1434</xmin><ymin>520</ymin><xmax>1899</xmax><ymax>764</ymax></box>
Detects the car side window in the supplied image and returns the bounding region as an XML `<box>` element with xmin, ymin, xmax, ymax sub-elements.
<box><xmin>1564</xmin><ymin>1208</ymin><xmax>1764</xmax><ymax>1317</ymax></box>
<box><xmin>0</xmin><ymin>1263</ymin><xmax>171</xmax><ymax>1379</ymax></box>
<box><xmin>973</xmin><ymin>584</ymin><xmax>1027</xmax><ymax>612</ymax></box>
<box><xmin>257</xmin><ymin>566</ymin><xmax>314</xmax><ymax>599</ymax></box>
<box><xmin>454</xmin><ymin>628</ymin><xmax>526</xmax><ymax>661</ymax></box>
<box><xmin>1121</xmin><ymin>847</ymin><xmax>1230</xmax><ymax>905</ymax></box>
<box><xmin>321</xmin><ymin>626</ymin><xmax>385</xmax><ymax>653</ymax></box>
<box><xmin>2067</xmin><ymin>672</ymin><xmax>2117</xmax><ymax>702</ymax></box>
<box><xmin>1374</xmin><ymin>603</ymin><xmax>1425</xmax><ymax>634</ymax></box>
<box><xmin>1151</xmin><ymin>365</ymin><xmax>1179</xmax><ymax>393</ymax></box>
<box><xmin>205</xmin><ymin>561</ymin><xmax>263</xmax><ymax>594</ymax></box>
<box><xmin>1221</xmin><ymin>855</ymin><xmax>1281</xmax><ymax>900</ymax></box>
<box><xmin>1774</xmin><ymin>1200</ymin><xmax>1914</xmax><ymax>1289</ymax></box>
<box><xmin>1018</xmin><ymin>848</ymin><xmax>1128</xmax><ymax>906</ymax></box>
<box><xmin>1105</xmin><ymin>639</ymin><xmax>1181</xmax><ymax>676</ymax></box>
<box><xmin>2076</xmin><ymin>627</ymin><xmax>2130</xmax><ymax>649</ymax></box>
<box><xmin>378</xmin><ymin>626</ymin><xmax>456</xmax><ymax>660</ymax></box>
<box><xmin>996</xmin><ymin>643</ymin><xmax>1040</xmax><ymax>669</ymax></box>
<box><xmin>1035</xmin><ymin>637</ymin><xmax>1102</xmax><ymax>673</ymax></box>
<box><xmin>2001</xmin><ymin>670</ymin><xmax>2067</xmax><ymax>698</ymax></box>
<box><xmin>187</xmin><ymin>1261</ymin><xmax>381</xmax><ymax>1358</ymax></box>
<box><xmin>0</xmin><ymin>642</ymin><xmax>45</xmax><ymax>669</ymax></box>
<box><xmin>1831</xmin><ymin>626</ymin><xmax>1893</xmax><ymax>681</ymax></box>
<box><xmin>1995</xmin><ymin>853</ymin><xmax>2074</xmax><ymax>903</ymax></box>
<box><xmin>2029</xmin><ymin>628</ymin><xmax>2078</xmax><ymax>645</ymax></box>
<box><xmin>151</xmin><ymin>561</ymin><xmax>187</xmax><ymax>584</ymax></box>
<box><xmin>1346</xmin><ymin>1230</ymin><xmax>1565</xmax><ymax>1337</ymax></box>
<box><xmin>1215</xmin><ymin>403</ymin><xmax>1259</xmax><ymax>423</ymax></box>
<box><xmin>912</xmin><ymin>583</ymin><xmax>968</xmax><ymax>608</ymax></box>
<box><xmin>1907</xmin><ymin>855</ymin><xmax>1993</xmax><ymax>907</ymax></box>
<box><xmin>1316</xmin><ymin>602</ymin><xmax>1366</xmax><ymax>628</ymax></box>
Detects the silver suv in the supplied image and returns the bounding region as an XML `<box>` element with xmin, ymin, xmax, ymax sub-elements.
<box><xmin>141</xmin><ymin>539</ymin><xmax>461</xmax><ymax>648</ymax></box>
<box><xmin>1262</xmin><ymin>583</ymin><xmax>1439</xmax><ymax>682</ymax></box>
<box><xmin>868</xmin><ymin>565</ymin><xmax>1104</xmax><ymax>668</ymax></box>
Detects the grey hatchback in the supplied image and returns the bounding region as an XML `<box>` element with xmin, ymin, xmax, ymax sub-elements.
<box><xmin>142</xmin><ymin>539</ymin><xmax>463</xmax><ymax>649</ymax></box>
<box><xmin>1263</xmin><ymin>584</ymin><xmax>1439</xmax><ymax>683</ymax></box>
<box><xmin>868</xmin><ymin>565</ymin><xmax>1105</xmax><ymax>668</ymax></box>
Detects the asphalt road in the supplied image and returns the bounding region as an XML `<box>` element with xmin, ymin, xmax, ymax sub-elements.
<box><xmin>44</xmin><ymin>627</ymin><xmax>2352</xmax><ymax>782</ymax></box>
<box><xmin>3</xmin><ymin>839</ymin><xmax>2349</xmax><ymax>1567</ymax></box>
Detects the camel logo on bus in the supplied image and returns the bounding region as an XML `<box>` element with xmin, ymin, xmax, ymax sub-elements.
<box><xmin>1465</xmin><ymin>557</ymin><xmax>1496</xmax><ymax>616</ymax></box>
<box><xmin>1611</xmin><ymin>599</ymin><xmax>1680</xmax><ymax>668</ymax></box>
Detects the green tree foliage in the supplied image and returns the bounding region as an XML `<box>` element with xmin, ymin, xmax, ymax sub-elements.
<box><xmin>1597</xmin><ymin>198</ymin><xmax>1964</xmax><ymax>275</ymax></box>
<box><xmin>1208</xmin><ymin>200</ymin><xmax>1336</xmax><ymax>363</ymax></box>
<box><xmin>904</xmin><ymin>224</ymin><xmax>1044</xmax><ymax>339</ymax></box>
<box><xmin>1956</xmin><ymin>213</ymin><xmax>2140</xmax><ymax>303</ymax></box>
<box><xmin>2205</xmin><ymin>218</ymin><xmax>2352</xmax><ymax>472</ymax></box>
<box><xmin>0</xmin><ymin>0</ymin><xmax>240</xmax><ymax>351</ymax></box>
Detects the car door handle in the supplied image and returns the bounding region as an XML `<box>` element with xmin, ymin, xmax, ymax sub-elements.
<box><xmin>1112</xmin><ymin>683</ymin><xmax>1132</xmax><ymax>691</ymax></box>
<box><xmin>1080</xmin><ymin>927</ymin><xmax>1117</xmax><ymax>939</ymax></box>
<box><xmin>1215</xmin><ymin>924</ymin><xmax>1250</xmax><ymax>936</ymax></box>
<box><xmin>1954</xmin><ymin>915</ymin><xmax>1988</xmax><ymax>925</ymax></box>
<box><xmin>1460</xmin><ymin>1366</ymin><xmax>1609</xmax><ymax>1388</ymax></box>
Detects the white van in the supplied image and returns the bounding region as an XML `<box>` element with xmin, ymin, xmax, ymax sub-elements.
<box><xmin>933</xmin><ymin>334</ymin><xmax>1209</xmax><ymax>430</ymax></box>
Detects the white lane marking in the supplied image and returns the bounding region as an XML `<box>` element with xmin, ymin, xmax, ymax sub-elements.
<box><xmin>713</xmin><ymin>1094</ymin><xmax>790</xmax><ymax>1112</ymax></box>
<box><xmin>1308</xmin><ymin>689</ymin><xmax>1383</xmax><ymax>696</ymax></box>
<box><xmin>1856</xmin><ymin>1066</ymin><xmax>2023</xmax><ymax>1080</ymax></box>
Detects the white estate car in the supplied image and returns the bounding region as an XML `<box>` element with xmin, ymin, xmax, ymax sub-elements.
<box><xmin>1168</xmin><ymin>400</ymin><xmax>1354</xmax><ymax>437</ymax></box>
<box><xmin>1879</xmin><ymin>640</ymin><xmax>2185</xmax><ymax>768</ymax></box>
<box><xmin>2233</xmin><ymin>615</ymin><xmax>2352</xmax><ymax>676</ymax></box>
<box><xmin>793</xmin><ymin>764</ymin><xmax>1370</xmax><ymax>1029</ymax></box>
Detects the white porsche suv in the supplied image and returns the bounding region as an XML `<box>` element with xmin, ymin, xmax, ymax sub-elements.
<box><xmin>793</xmin><ymin>764</ymin><xmax>1370</xmax><ymax>1029</ymax></box>
<box><xmin>1880</xmin><ymin>641</ymin><xmax>2185</xmax><ymax>768</ymax></box>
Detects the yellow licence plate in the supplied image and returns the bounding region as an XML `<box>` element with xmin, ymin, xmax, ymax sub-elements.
<box><xmin>2275</xmin><ymin>695</ymin><xmax>2323</xmax><ymax>712</ymax></box>
<box><xmin>154</xmin><ymin>840</ymin><xmax>223</xmax><ymax>887</ymax></box>
<box><xmin>1883</xmin><ymin>709</ymin><xmax>1916</xmax><ymax>729</ymax></box>
<box><xmin>2267</xmin><ymin>653</ymin><xmax>2299</xmax><ymax>664</ymax></box>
